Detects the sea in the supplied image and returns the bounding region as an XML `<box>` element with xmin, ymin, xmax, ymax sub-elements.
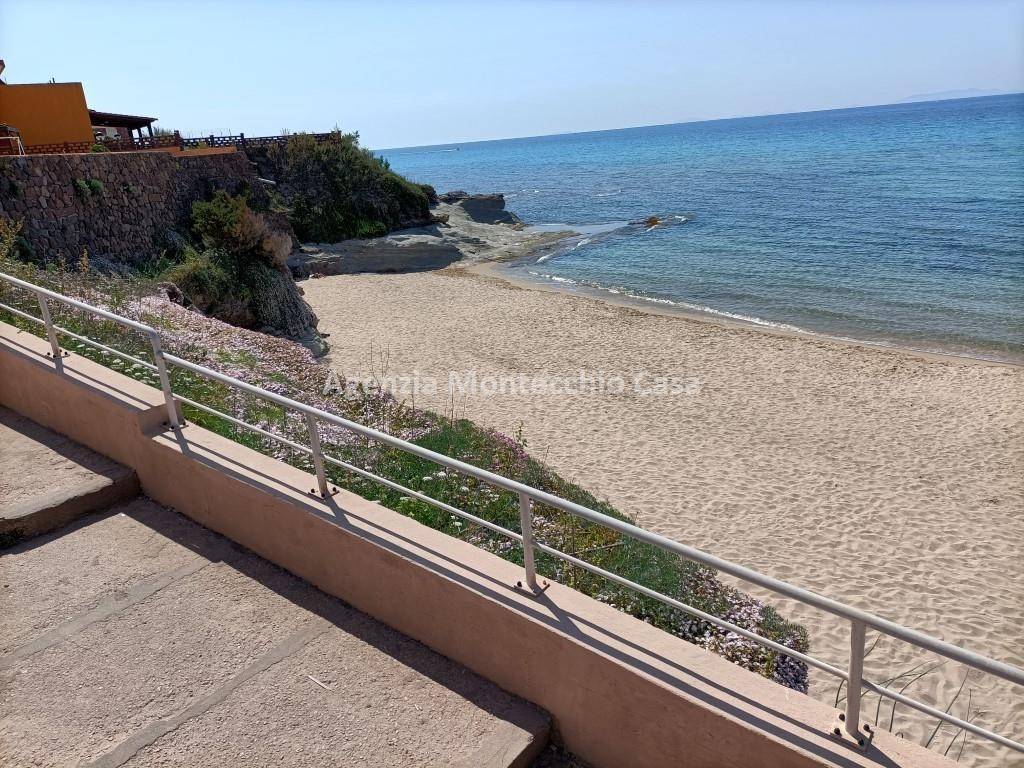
<box><xmin>382</xmin><ymin>95</ymin><xmax>1024</xmax><ymax>362</ymax></box>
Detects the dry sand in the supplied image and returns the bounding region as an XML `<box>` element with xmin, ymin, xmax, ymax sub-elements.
<box><xmin>302</xmin><ymin>246</ymin><xmax>1023</xmax><ymax>766</ymax></box>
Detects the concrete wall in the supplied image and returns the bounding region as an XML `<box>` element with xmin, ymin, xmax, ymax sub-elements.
<box><xmin>0</xmin><ymin>151</ymin><xmax>264</xmax><ymax>265</ymax></box>
<box><xmin>0</xmin><ymin>321</ymin><xmax>954</xmax><ymax>768</ymax></box>
<box><xmin>0</xmin><ymin>82</ymin><xmax>94</xmax><ymax>147</ymax></box>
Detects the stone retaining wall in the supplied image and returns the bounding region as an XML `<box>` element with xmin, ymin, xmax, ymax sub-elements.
<box><xmin>0</xmin><ymin>151</ymin><xmax>265</xmax><ymax>265</ymax></box>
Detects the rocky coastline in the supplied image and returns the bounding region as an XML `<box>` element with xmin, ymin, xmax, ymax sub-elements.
<box><xmin>288</xmin><ymin>193</ymin><xmax>573</xmax><ymax>278</ymax></box>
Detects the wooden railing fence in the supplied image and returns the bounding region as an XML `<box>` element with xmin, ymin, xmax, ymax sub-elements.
<box><xmin>0</xmin><ymin>131</ymin><xmax>341</xmax><ymax>157</ymax></box>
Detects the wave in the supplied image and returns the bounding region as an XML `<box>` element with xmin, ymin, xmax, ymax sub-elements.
<box><xmin>525</xmin><ymin>270</ymin><xmax>805</xmax><ymax>333</ymax></box>
<box><xmin>536</xmin><ymin>237</ymin><xmax>593</xmax><ymax>263</ymax></box>
<box><xmin>528</xmin><ymin>271</ymin><xmax>578</xmax><ymax>285</ymax></box>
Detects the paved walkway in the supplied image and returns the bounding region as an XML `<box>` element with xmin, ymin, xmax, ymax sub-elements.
<box><xmin>0</xmin><ymin>416</ymin><xmax>549</xmax><ymax>767</ymax></box>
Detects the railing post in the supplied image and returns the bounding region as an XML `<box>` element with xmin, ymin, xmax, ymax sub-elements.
<box><xmin>305</xmin><ymin>413</ymin><xmax>331</xmax><ymax>498</ymax></box>
<box><xmin>148</xmin><ymin>331</ymin><xmax>180</xmax><ymax>429</ymax></box>
<box><xmin>36</xmin><ymin>293</ymin><xmax>64</xmax><ymax>371</ymax></box>
<box><xmin>518</xmin><ymin>492</ymin><xmax>539</xmax><ymax>591</ymax></box>
<box><xmin>845</xmin><ymin>619</ymin><xmax>867</xmax><ymax>742</ymax></box>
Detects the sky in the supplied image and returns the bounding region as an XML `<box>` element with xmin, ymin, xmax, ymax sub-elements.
<box><xmin>2</xmin><ymin>0</ymin><xmax>1022</xmax><ymax>148</ymax></box>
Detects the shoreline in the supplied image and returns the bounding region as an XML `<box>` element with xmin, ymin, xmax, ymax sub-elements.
<box><xmin>297</xmin><ymin>197</ymin><xmax>1020</xmax><ymax>368</ymax></box>
<box><xmin>471</xmin><ymin>259</ymin><xmax>1023</xmax><ymax>369</ymax></box>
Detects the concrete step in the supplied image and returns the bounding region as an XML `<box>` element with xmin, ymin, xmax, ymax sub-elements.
<box><xmin>0</xmin><ymin>406</ymin><xmax>139</xmax><ymax>546</ymax></box>
<box><xmin>0</xmin><ymin>419</ymin><xmax>550</xmax><ymax>767</ymax></box>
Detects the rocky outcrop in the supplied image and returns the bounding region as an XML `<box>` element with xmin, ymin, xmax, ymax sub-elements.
<box><xmin>248</xmin><ymin>265</ymin><xmax>328</xmax><ymax>356</ymax></box>
<box><xmin>289</xmin><ymin>225</ymin><xmax>463</xmax><ymax>277</ymax></box>
<box><xmin>438</xmin><ymin>192</ymin><xmax>522</xmax><ymax>225</ymax></box>
<box><xmin>291</xmin><ymin>200</ymin><xmax>571</xmax><ymax>278</ymax></box>
<box><xmin>438</xmin><ymin>190</ymin><xmax>469</xmax><ymax>204</ymax></box>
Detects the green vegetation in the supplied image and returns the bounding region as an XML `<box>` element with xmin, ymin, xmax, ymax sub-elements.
<box><xmin>162</xmin><ymin>248</ymin><xmax>244</xmax><ymax>316</ymax></box>
<box><xmin>0</xmin><ymin>217</ymin><xmax>34</xmax><ymax>263</ymax></box>
<box><xmin>151</xmin><ymin>190</ymin><xmax>294</xmax><ymax>328</ymax></box>
<box><xmin>249</xmin><ymin>131</ymin><xmax>431</xmax><ymax>242</ymax></box>
<box><xmin>0</xmin><ymin>246</ymin><xmax>810</xmax><ymax>691</ymax></box>
<box><xmin>72</xmin><ymin>178</ymin><xmax>104</xmax><ymax>199</ymax></box>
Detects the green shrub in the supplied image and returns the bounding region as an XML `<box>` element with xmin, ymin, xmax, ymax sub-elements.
<box><xmin>418</xmin><ymin>183</ymin><xmax>438</xmax><ymax>205</ymax></box>
<box><xmin>13</xmin><ymin>236</ymin><xmax>35</xmax><ymax>263</ymax></box>
<box><xmin>90</xmin><ymin>143</ymin><xmax>110</xmax><ymax>153</ymax></box>
<box><xmin>0</xmin><ymin>217</ymin><xmax>23</xmax><ymax>259</ymax></box>
<box><xmin>249</xmin><ymin>132</ymin><xmax>431</xmax><ymax>242</ymax></box>
<box><xmin>72</xmin><ymin>178</ymin><xmax>104</xmax><ymax>199</ymax></box>
<box><xmin>191</xmin><ymin>190</ymin><xmax>248</xmax><ymax>250</ymax></box>
<box><xmin>160</xmin><ymin>192</ymin><xmax>288</xmax><ymax>327</ymax></box>
<box><xmin>162</xmin><ymin>248</ymin><xmax>237</xmax><ymax>312</ymax></box>
<box><xmin>190</xmin><ymin>189</ymin><xmax>280</xmax><ymax>259</ymax></box>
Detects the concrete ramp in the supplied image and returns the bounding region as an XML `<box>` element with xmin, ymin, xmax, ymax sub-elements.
<box><xmin>0</xmin><ymin>406</ymin><xmax>138</xmax><ymax>544</ymax></box>
<box><xmin>0</xmin><ymin>429</ymin><xmax>549</xmax><ymax>767</ymax></box>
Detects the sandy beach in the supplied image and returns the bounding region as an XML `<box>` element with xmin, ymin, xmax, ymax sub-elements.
<box><xmin>301</xmin><ymin>211</ymin><xmax>1024</xmax><ymax>766</ymax></box>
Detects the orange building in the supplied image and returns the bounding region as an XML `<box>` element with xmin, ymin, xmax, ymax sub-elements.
<box><xmin>0</xmin><ymin>61</ymin><xmax>93</xmax><ymax>148</ymax></box>
<box><xmin>0</xmin><ymin>60</ymin><xmax>156</xmax><ymax>152</ymax></box>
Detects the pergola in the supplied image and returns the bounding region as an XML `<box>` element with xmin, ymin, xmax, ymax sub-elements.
<box><xmin>88</xmin><ymin>109</ymin><xmax>158</xmax><ymax>139</ymax></box>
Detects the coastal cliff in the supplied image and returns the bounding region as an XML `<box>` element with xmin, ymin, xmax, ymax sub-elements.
<box><xmin>0</xmin><ymin>134</ymin><xmax>442</xmax><ymax>356</ymax></box>
<box><xmin>0</xmin><ymin>136</ymin><xmax>556</xmax><ymax>357</ymax></box>
<box><xmin>246</xmin><ymin>132</ymin><xmax>436</xmax><ymax>241</ymax></box>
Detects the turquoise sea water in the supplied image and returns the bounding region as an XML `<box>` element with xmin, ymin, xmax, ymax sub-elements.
<box><xmin>383</xmin><ymin>95</ymin><xmax>1024</xmax><ymax>362</ymax></box>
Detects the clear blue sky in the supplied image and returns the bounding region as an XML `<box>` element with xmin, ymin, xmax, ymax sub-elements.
<box><xmin>2</xmin><ymin>0</ymin><xmax>1022</xmax><ymax>148</ymax></box>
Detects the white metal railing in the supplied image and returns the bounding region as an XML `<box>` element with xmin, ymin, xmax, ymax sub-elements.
<box><xmin>1</xmin><ymin>270</ymin><xmax>1022</xmax><ymax>756</ymax></box>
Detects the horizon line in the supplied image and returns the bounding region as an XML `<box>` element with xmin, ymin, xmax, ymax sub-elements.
<box><xmin>375</xmin><ymin>91</ymin><xmax>1023</xmax><ymax>153</ymax></box>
